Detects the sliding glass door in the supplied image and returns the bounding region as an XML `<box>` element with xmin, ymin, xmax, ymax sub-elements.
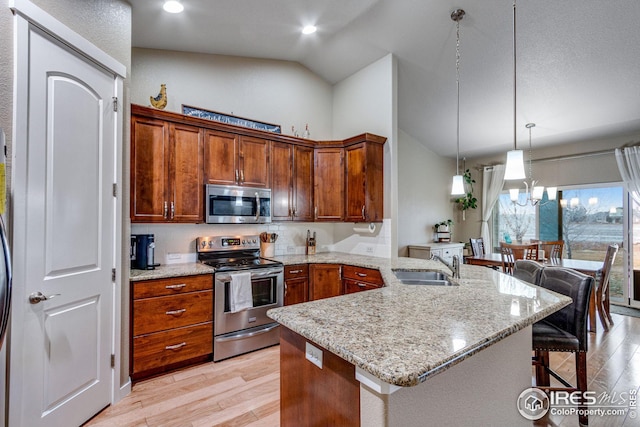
<box><xmin>628</xmin><ymin>196</ymin><xmax>640</xmax><ymax>307</ymax></box>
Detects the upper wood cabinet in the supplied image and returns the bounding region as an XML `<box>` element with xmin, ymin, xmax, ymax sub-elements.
<box><xmin>314</xmin><ymin>147</ymin><xmax>345</xmax><ymax>222</ymax></box>
<box><xmin>204</xmin><ymin>130</ymin><xmax>270</xmax><ymax>188</ymax></box>
<box><xmin>131</xmin><ymin>116</ymin><xmax>204</xmax><ymax>223</ymax></box>
<box><xmin>271</xmin><ymin>142</ymin><xmax>314</xmax><ymax>221</ymax></box>
<box><xmin>345</xmin><ymin>139</ymin><xmax>384</xmax><ymax>222</ymax></box>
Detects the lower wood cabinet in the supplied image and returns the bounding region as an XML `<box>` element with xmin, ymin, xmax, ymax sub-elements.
<box><xmin>284</xmin><ymin>264</ymin><xmax>309</xmax><ymax>306</ymax></box>
<box><xmin>130</xmin><ymin>274</ymin><xmax>213</xmax><ymax>380</ymax></box>
<box><xmin>309</xmin><ymin>264</ymin><xmax>343</xmax><ymax>301</ymax></box>
<box><xmin>280</xmin><ymin>327</ymin><xmax>360</xmax><ymax>426</ymax></box>
<box><xmin>342</xmin><ymin>265</ymin><xmax>384</xmax><ymax>294</ymax></box>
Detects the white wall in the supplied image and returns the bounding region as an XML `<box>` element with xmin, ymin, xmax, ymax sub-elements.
<box><xmin>131</xmin><ymin>48</ymin><xmax>333</xmax><ymax>140</ymax></box>
<box><xmin>397</xmin><ymin>130</ymin><xmax>457</xmax><ymax>256</ymax></box>
<box><xmin>332</xmin><ymin>54</ymin><xmax>398</xmax><ymax>258</ymax></box>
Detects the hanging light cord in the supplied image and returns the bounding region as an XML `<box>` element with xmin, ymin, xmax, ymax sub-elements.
<box><xmin>512</xmin><ymin>0</ymin><xmax>518</xmax><ymax>152</ymax></box>
<box><xmin>452</xmin><ymin>9</ymin><xmax>465</xmax><ymax>175</ymax></box>
<box><xmin>527</xmin><ymin>123</ymin><xmax>535</xmax><ymax>180</ymax></box>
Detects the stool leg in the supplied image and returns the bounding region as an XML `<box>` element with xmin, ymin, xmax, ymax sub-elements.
<box><xmin>576</xmin><ymin>352</ymin><xmax>589</xmax><ymax>426</ymax></box>
<box><xmin>534</xmin><ymin>350</ymin><xmax>550</xmax><ymax>387</ymax></box>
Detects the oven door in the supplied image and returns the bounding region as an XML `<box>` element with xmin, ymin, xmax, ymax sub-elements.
<box><xmin>206</xmin><ymin>184</ymin><xmax>271</xmax><ymax>224</ymax></box>
<box><xmin>214</xmin><ymin>266</ymin><xmax>283</xmax><ymax>336</ymax></box>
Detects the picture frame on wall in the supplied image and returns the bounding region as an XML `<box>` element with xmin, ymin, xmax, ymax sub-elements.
<box><xmin>182</xmin><ymin>105</ymin><xmax>282</xmax><ymax>133</ymax></box>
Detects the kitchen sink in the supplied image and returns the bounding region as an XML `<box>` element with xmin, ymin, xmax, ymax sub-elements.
<box><xmin>393</xmin><ymin>270</ymin><xmax>458</xmax><ymax>286</ymax></box>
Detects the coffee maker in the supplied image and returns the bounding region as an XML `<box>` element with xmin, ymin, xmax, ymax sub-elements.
<box><xmin>131</xmin><ymin>234</ymin><xmax>160</xmax><ymax>270</ymax></box>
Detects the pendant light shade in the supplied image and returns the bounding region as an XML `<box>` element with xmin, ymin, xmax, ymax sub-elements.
<box><xmin>504</xmin><ymin>149</ymin><xmax>525</xmax><ymax>180</ymax></box>
<box><xmin>451</xmin><ymin>174</ymin><xmax>465</xmax><ymax>195</ymax></box>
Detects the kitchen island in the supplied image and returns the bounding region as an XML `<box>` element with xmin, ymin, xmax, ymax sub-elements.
<box><xmin>267</xmin><ymin>253</ymin><xmax>571</xmax><ymax>426</ymax></box>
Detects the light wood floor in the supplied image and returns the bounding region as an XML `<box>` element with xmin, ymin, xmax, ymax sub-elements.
<box><xmin>85</xmin><ymin>312</ymin><xmax>640</xmax><ymax>427</ymax></box>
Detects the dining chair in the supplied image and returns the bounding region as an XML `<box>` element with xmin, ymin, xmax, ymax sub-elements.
<box><xmin>513</xmin><ymin>260</ymin><xmax>543</xmax><ymax>285</ymax></box>
<box><xmin>532</xmin><ymin>267</ymin><xmax>594</xmax><ymax>427</ymax></box>
<box><xmin>469</xmin><ymin>238</ymin><xmax>485</xmax><ymax>257</ymax></box>
<box><xmin>499</xmin><ymin>242</ymin><xmax>515</xmax><ymax>274</ymax></box>
<box><xmin>596</xmin><ymin>244</ymin><xmax>618</xmax><ymax>332</ymax></box>
<box><xmin>533</xmin><ymin>240</ymin><xmax>564</xmax><ymax>262</ymax></box>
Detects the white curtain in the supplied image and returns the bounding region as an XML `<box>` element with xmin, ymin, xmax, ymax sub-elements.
<box><xmin>615</xmin><ymin>147</ymin><xmax>640</xmax><ymax>205</ymax></box>
<box><xmin>481</xmin><ymin>164</ymin><xmax>505</xmax><ymax>252</ymax></box>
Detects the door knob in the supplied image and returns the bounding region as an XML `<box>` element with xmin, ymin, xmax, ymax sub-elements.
<box><xmin>29</xmin><ymin>291</ymin><xmax>60</xmax><ymax>304</ymax></box>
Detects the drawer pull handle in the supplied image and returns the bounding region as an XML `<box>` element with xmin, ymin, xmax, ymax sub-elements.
<box><xmin>356</xmin><ymin>272</ymin><xmax>368</xmax><ymax>277</ymax></box>
<box><xmin>165</xmin><ymin>342</ymin><xmax>186</xmax><ymax>351</ymax></box>
<box><xmin>357</xmin><ymin>283</ymin><xmax>367</xmax><ymax>288</ymax></box>
<box><xmin>165</xmin><ymin>308</ymin><xmax>186</xmax><ymax>316</ymax></box>
<box><xmin>165</xmin><ymin>284</ymin><xmax>187</xmax><ymax>290</ymax></box>
<box><xmin>289</xmin><ymin>269</ymin><xmax>302</xmax><ymax>274</ymax></box>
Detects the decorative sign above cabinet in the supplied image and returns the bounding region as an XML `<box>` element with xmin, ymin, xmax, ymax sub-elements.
<box><xmin>182</xmin><ymin>104</ymin><xmax>282</xmax><ymax>134</ymax></box>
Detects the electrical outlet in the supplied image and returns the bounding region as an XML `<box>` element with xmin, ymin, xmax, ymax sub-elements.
<box><xmin>365</xmin><ymin>245</ymin><xmax>374</xmax><ymax>254</ymax></box>
<box><xmin>167</xmin><ymin>253</ymin><xmax>181</xmax><ymax>260</ymax></box>
<box><xmin>305</xmin><ymin>342</ymin><xmax>323</xmax><ymax>369</ymax></box>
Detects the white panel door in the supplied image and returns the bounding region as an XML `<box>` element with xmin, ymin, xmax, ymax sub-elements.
<box><xmin>10</xmin><ymin>23</ymin><xmax>116</xmax><ymax>427</ymax></box>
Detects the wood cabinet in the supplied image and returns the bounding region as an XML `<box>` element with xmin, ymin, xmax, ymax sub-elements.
<box><xmin>345</xmin><ymin>140</ymin><xmax>384</xmax><ymax>222</ymax></box>
<box><xmin>284</xmin><ymin>264</ymin><xmax>309</xmax><ymax>306</ymax></box>
<box><xmin>314</xmin><ymin>147</ymin><xmax>345</xmax><ymax>221</ymax></box>
<box><xmin>271</xmin><ymin>142</ymin><xmax>314</xmax><ymax>221</ymax></box>
<box><xmin>280</xmin><ymin>327</ymin><xmax>360</xmax><ymax>427</ymax></box>
<box><xmin>309</xmin><ymin>264</ymin><xmax>343</xmax><ymax>301</ymax></box>
<box><xmin>131</xmin><ymin>116</ymin><xmax>204</xmax><ymax>223</ymax></box>
<box><xmin>342</xmin><ymin>265</ymin><xmax>384</xmax><ymax>294</ymax></box>
<box><xmin>204</xmin><ymin>130</ymin><xmax>270</xmax><ymax>188</ymax></box>
<box><xmin>130</xmin><ymin>274</ymin><xmax>213</xmax><ymax>380</ymax></box>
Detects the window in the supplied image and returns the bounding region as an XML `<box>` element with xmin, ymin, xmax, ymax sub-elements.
<box><xmin>493</xmin><ymin>185</ymin><xmax>624</xmax><ymax>301</ymax></box>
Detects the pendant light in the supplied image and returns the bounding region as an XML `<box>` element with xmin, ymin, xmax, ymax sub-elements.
<box><xmin>504</xmin><ymin>0</ymin><xmax>526</xmax><ymax>180</ymax></box>
<box><xmin>451</xmin><ymin>9</ymin><xmax>466</xmax><ymax>196</ymax></box>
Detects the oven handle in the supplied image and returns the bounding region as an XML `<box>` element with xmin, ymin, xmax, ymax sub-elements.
<box><xmin>215</xmin><ymin>324</ymin><xmax>279</xmax><ymax>342</ymax></box>
<box><xmin>254</xmin><ymin>192</ymin><xmax>260</xmax><ymax>222</ymax></box>
<box><xmin>216</xmin><ymin>267</ymin><xmax>283</xmax><ymax>282</ymax></box>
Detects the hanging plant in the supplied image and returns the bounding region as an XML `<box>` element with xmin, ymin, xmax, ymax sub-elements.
<box><xmin>455</xmin><ymin>169</ymin><xmax>477</xmax><ymax>219</ymax></box>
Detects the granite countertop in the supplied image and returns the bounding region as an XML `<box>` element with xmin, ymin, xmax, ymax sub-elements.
<box><xmin>266</xmin><ymin>253</ymin><xmax>571</xmax><ymax>387</ymax></box>
<box><xmin>129</xmin><ymin>252</ymin><xmax>570</xmax><ymax>388</ymax></box>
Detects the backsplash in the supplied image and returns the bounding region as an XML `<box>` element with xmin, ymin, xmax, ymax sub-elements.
<box><xmin>130</xmin><ymin>220</ymin><xmax>392</xmax><ymax>265</ymax></box>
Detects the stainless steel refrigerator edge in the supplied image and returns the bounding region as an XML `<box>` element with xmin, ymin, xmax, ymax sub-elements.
<box><xmin>0</xmin><ymin>129</ymin><xmax>12</xmax><ymax>427</ymax></box>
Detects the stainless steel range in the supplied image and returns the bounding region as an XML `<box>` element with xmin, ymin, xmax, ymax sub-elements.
<box><xmin>197</xmin><ymin>235</ymin><xmax>283</xmax><ymax>362</ymax></box>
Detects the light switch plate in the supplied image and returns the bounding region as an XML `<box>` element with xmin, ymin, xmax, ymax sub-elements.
<box><xmin>305</xmin><ymin>342</ymin><xmax>323</xmax><ymax>369</ymax></box>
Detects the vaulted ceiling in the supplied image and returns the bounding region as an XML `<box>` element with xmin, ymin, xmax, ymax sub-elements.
<box><xmin>128</xmin><ymin>0</ymin><xmax>640</xmax><ymax>159</ymax></box>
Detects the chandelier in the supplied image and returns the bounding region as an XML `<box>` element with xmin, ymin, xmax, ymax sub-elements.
<box><xmin>450</xmin><ymin>8</ymin><xmax>466</xmax><ymax>196</ymax></box>
<box><xmin>509</xmin><ymin>123</ymin><xmax>557</xmax><ymax>206</ymax></box>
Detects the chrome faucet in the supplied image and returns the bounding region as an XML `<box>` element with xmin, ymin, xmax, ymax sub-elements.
<box><xmin>431</xmin><ymin>254</ymin><xmax>460</xmax><ymax>279</ymax></box>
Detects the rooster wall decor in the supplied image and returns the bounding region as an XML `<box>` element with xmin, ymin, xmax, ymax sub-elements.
<box><xmin>149</xmin><ymin>84</ymin><xmax>167</xmax><ymax>109</ymax></box>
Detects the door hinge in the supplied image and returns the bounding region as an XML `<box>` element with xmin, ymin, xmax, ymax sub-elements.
<box><xmin>112</xmin><ymin>183</ymin><xmax>117</xmax><ymax>197</ymax></box>
<box><xmin>111</xmin><ymin>354</ymin><xmax>115</xmax><ymax>368</ymax></box>
<box><xmin>112</xmin><ymin>268</ymin><xmax>116</xmax><ymax>282</ymax></box>
<box><xmin>112</xmin><ymin>97</ymin><xmax>118</xmax><ymax>112</ymax></box>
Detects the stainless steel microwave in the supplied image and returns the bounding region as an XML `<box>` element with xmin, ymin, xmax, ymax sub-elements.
<box><xmin>205</xmin><ymin>184</ymin><xmax>272</xmax><ymax>224</ymax></box>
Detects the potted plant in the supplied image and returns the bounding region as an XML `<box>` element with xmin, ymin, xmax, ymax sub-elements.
<box><xmin>454</xmin><ymin>169</ymin><xmax>477</xmax><ymax>220</ymax></box>
<box><xmin>434</xmin><ymin>219</ymin><xmax>453</xmax><ymax>233</ymax></box>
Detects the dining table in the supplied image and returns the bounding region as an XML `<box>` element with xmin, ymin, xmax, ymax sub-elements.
<box><xmin>465</xmin><ymin>253</ymin><xmax>604</xmax><ymax>332</ymax></box>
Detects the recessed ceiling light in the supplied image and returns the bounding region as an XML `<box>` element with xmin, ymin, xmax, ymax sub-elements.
<box><xmin>302</xmin><ymin>25</ymin><xmax>317</xmax><ymax>35</ymax></box>
<box><xmin>163</xmin><ymin>0</ymin><xmax>184</xmax><ymax>13</ymax></box>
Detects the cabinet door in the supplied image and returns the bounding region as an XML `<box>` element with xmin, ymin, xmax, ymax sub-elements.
<box><xmin>314</xmin><ymin>148</ymin><xmax>344</xmax><ymax>221</ymax></box>
<box><xmin>309</xmin><ymin>264</ymin><xmax>342</xmax><ymax>301</ymax></box>
<box><xmin>345</xmin><ymin>142</ymin><xmax>384</xmax><ymax>222</ymax></box>
<box><xmin>131</xmin><ymin>116</ymin><xmax>170</xmax><ymax>222</ymax></box>
<box><xmin>292</xmin><ymin>145</ymin><xmax>314</xmax><ymax>221</ymax></box>
<box><xmin>240</xmin><ymin>136</ymin><xmax>270</xmax><ymax>188</ymax></box>
<box><xmin>204</xmin><ymin>130</ymin><xmax>239</xmax><ymax>186</ymax></box>
<box><xmin>170</xmin><ymin>123</ymin><xmax>204</xmax><ymax>222</ymax></box>
<box><xmin>271</xmin><ymin>141</ymin><xmax>293</xmax><ymax>221</ymax></box>
<box><xmin>284</xmin><ymin>277</ymin><xmax>309</xmax><ymax>305</ymax></box>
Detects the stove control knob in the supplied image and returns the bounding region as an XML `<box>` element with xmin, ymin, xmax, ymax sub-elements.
<box><xmin>252</xmin><ymin>239</ymin><xmax>257</xmax><ymax>244</ymax></box>
<box><xmin>200</xmin><ymin>241</ymin><xmax>207</xmax><ymax>248</ymax></box>
<box><xmin>242</xmin><ymin>240</ymin><xmax>246</xmax><ymax>245</ymax></box>
<box><xmin>209</xmin><ymin>241</ymin><xmax>214</xmax><ymax>248</ymax></box>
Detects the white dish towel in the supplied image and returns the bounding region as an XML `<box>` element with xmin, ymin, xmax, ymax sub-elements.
<box><xmin>229</xmin><ymin>271</ymin><xmax>253</xmax><ymax>313</ymax></box>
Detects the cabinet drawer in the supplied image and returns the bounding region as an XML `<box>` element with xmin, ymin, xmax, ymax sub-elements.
<box><xmin>285</xmin><ymin>264</ymin><xmax>309</xmax><ymax>279</ymax></box>
<box><xmin>133</xmin><ymin>290</ymin><xmax>213</xmax><ymax>336</ymax></box>
<box><xmin>132</xmin><ymin>274</ymin><xmax>213</xmax><ymax>299</ymax></box>
<box><xmin>132</xmin><ymin>322</ymin><xmax>213</xmax><ymax>375</ymax></box>
<box><xmin>343</xmin><ymin>278</ymin><xmax>382</xmax><ymax>294</ymax></box>
<box><xmin>342</xmin><ymin>265</ymin><xmax>383</xmax><ymax>285</ymax></box>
